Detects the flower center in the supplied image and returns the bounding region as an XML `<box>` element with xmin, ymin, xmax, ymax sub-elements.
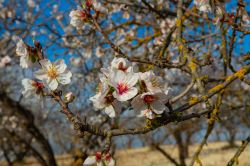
<box><xmin>32</xmin><ymin>81</ymin><xmax>44</xmax><ymax>89</ymax></box>
<box><xmin>105</xmin><ymin>153</ymin><xmax>111</xmax><ymax>161</ymax></box>
<box><xmin>143</xmin><ymin>95</ymin><xmax>155</xmax><ymax>104</ymax></box>
<box><xmin>117</xmin><ymin>83</ymin><xmax>128</xmax><ymax>95</ymax></box>
<box><xmin>86</xmin><ymin>0</ymin><xmax>92</xmax><ymax>7</ymax></box>
<box><xmin>80</xmin><ymin>11</ymin><xmax>87</xmax><ymax>19</ymax></box>
<box><xmin>47</xmin><ymin>66</ymin><xmax>58</xmax><ymax>79</ymax></box>
<box><xmin>118</xmin><ymin>62</ymin><xmax>127</xmax><ymax>72</ymax></box>
<box><xmin>95</xmin><ymin>152</ymin><xmax>102</xmax><ymax>161</ymax></box>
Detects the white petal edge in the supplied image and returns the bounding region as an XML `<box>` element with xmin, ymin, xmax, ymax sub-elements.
<box><xmin>83</xmin><ymin>156</ymin><xmax>96</xmax><ymax>165</ymax></box>
<box><xmin>104</xmin><ymin>105</ymin><xmax>116</xmax><ymax>118</ymax></box>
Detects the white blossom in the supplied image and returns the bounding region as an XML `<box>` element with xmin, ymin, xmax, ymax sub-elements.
<box><xmin>69</xmin><ymin>10</ymin><xmax>87</xmax><ymax>29</ymax></box>
<box><xmin>65</xmin><ymin>92</ymin><xmax>75</xmax><ymax>102</ymax></box>
<box><xmin>131</xmin><ymin>92</ymin><xmax>168</xmax><ymax>119</ymax></box>
<box><xmin>101</xmin><ymin>57</ymin><xmax>132</xmax><ymax>77</ymax></box>
<box><xmin>139</xmin><ymin>70</ymin><xmax>164</xmax><ymax>93</ymax></box>
<box><xmin>109</xmin><ymin>70</ymin><xmax>138</xmax><ymax>101</ymax></box>
<box><xmin>93</xmin><ymin>1</ymin><xmax>108</xmax><ymax>14</ymax></box>
<box><xmin>16</xmin><ymin>38</ymin><xmax>31</xmax><ymax>68</ymax></box>
<box><xmin>90</xmin><ymin>74</ymin><xmax>117</xmax><ymax>118</ymax></box>
<box><xmin>27</xmin><ymin>0</ymin><xmax>35</xmax><ymax>8</ymax></box>
<box><xmin>83</xmin><ymin>152</ymin><xmax>115</xmax><ymax>166</ymax></box>
<box><xmin>194</xmin><ymin>0</ymin><xmax>211</xmax><ymax>13</ymax></box>
<box><xmin>22</xmin><ymin>78</ymin><xmax>44</xmax><ymax>98</ymax></box>
<box><xmin>34</xmin><ymin>59</ymin><xmax>72</xmax><ymax>90</ymax></box>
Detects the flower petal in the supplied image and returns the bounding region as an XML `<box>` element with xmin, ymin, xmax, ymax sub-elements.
<box><xmin>16</xmin><ymin>39</ymin><xmax>28</xmax><ymax>57</ymax></box>
<box><xmin>145</xmin><ymin>109</ymin><xmax>155</xmax><ymax>119</ymax></box>
<box><xmin>90</xmin><ymin>94</ymin><xmax>107</xmax><ymax>110</ymax></box>
<box><xmin>108</xmin><ymin>159</ymin><xmax>115</xmax><ymax>166</ymax></box>
<box><xmin>151</xmin><ymin>100</ymin><xmax>165</xmax><ymax>114</ymax></box>
<box><xmin>20</xmin><ymin>56</ymin><xmax>30</xmax><ymax>68</ymax></box>
<box><xmin>113</xmin><ymin>87</ymin><xmax>138</xmax><ymax>101</ymax></box>
<box><xmin>126</xmin><ymin>72</ymin><xmax>138</xmax><ymax>87</ymax></box>
<box><xmin>104</xmin><ymin>105</ymin><xmax>116</xmax><ymax>118</ymax></box>
<box><xmin>47</xmin><ymin>79</ymin><xmax>58</xmax><ymax>90</ymax></box>
<box><xmin>109</xmin><ymin>70</ymin><xmax>126</xmax><ymax>87</ymax></box>
<box><xmin>131</xmin><ymin>95</ymin><xmax>147</xmax><ymax>112</ymax></box>
<box><xmin>39</xmin><ymin>59</ymin><xmax>52</xmax><ymax>70</ymax></box>
<box><xmin>34</xmin><ymin>69</ymin><xmax>47</xmax><ymax>81</ymax></box>
<box><xmin>97</xmin><ymin>162</ymin><xmax>103</xmax><ymax>166</ymax></box>
<box><xmin>57</xmin><ymin>71</ymin><xmax>72</xmax><ymax>85</ymax></box>
<box><xmin>55</xmin><ymin>59</ymin><xmax>67</xmax><ymax>74</ymax></box>
<box><xmin>83</xmin><ymin>156</ymin><xmax>96</xmax><ymax>165</ymax></box>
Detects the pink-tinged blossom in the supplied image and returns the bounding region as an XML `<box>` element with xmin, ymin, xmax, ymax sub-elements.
<box><xmin>0</xmin><ymin>56</ymin><xmax>11</xmax><ymax>67</ymax></box>
<box><xmin>93</xmin><ymin>1</ymin><xmax>108</xmax><ymax>14</ymax></box>
<box><xmin>139</xmin><ymin>70</ymin><xmax>164</xmax><ymax>93</ymax></box>
<box><xmin>65</xmin><ymin>92</ymin><xmax>75</xmax><ymax>102</ymax></box>
<box><xmin>131</xmin><ymin>92</ymin><xmax>168</xmax><ymax>119</ymax></box>
<box><xmin>34</xmin><ymin>59</ymin><xmax>72</xmax><ymax>91</ymax></box>
<box><xmin>69</xmin><ymin>10</ymin><xmax>87</xmax><ymax>29</ymax></box>
<box><xmin>89</xmin><ymin>74</ymin><xmax>118</xmax><ymax>118</ymax></box>
<box><xmin>22</xmin><ymin>78</ymin><xmax>44</xmax><ymax>99</ymax></box>
<box><xmin>83</xmin><ymin>152</ymin><xmax>115</xmax><ymax>166</ymax></box>
<box><xmin>101</xmin><ymin>57</ymin><xmax>132</xmax><ymax>77</ymax></box>
<box><xmin>109</xmin><ymin>70</ymin><xmax>138</xmax><ymax>101</ymax></box>
<box><xmin>194</xmin><ymin>0</ymin><xmax>211</xmax><ymax>13</ymax></box>
<box><xmin>16</xmin><ymin>38</ymin><xmax>31</xmax><ymax>68</ymax></box>
<box><xmin>111</xmin><ymin>57</ymin><xmax>132</xmax><ymax>72</ymax></box>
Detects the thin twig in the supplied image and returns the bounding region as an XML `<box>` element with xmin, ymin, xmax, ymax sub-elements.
<box><xmin>227</xmin><ymin>136</ymin><xmax>250</xmax><ymax>166</ymax></box>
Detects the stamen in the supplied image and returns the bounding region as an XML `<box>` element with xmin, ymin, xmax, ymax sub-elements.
<box><xmin>117</xmin><ymin>83</ymin><xmax>128</xmax><ymax>95</ymax></box>
<box><xmin>47</xmin><ymin>65</ymin><xmax>58</xmax><ymax>79</ymax></box>
<box><xmin>143</xmin><ymin>95</ymin><xmax>155</xmax><ymax>104</ymax></box>
<box><xmin>118</xmin><ymin>62</ymin><xmax>127</xmax><ymax>72</ymax></box>
<box><xmin>95</xmin><ymin>152</ymin><xmax>102</xmax><ymax>161</ymax></box>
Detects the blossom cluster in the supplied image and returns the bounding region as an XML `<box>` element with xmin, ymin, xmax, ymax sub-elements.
<box><xmin>16</xmin><ymin>38</ymin><xmax>72</xmax><ymax>99</ymax></box>
<box><xmin>69</xmin><ymin>0</ymin><xmax>107</xmax><ymax>29</ymax></box>
<box><xmin>89</xmin><ymin>57</ymin><xmax>170</xmax><ymax>119</ymax></box>
<box><xmin>83</xmin><ymin>151</ymin><xmax>115</xmax><ymax>166</ymax></box>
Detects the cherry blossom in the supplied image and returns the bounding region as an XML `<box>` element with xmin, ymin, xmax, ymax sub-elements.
<box><xmin>101</xmin><ymin>57</ymin><xmax>132</xmax><ymax>77</ymax></box>
<box><xmin>22</xmin><ymin>78</ymin><xmax>44</xmax><ymax>98</ymax></box>
<box><xmin>111</xmin><ymin>57</ymin><xmax>132</xmax><ymax>72</ymax></box>
<box><xmin>16</xmin><ymin>38</ymin><xmax>31</xmax><ymax>68</ymax></box>
<box><xmin>83</xmin><ymin>152</ymin><xmax>115</xmax><ymax>166</ymax></box>
<box><xmin>139</xmin><ymin>70</ymin><xmax>164</xmax><ymax>93</ymax></box>
<box><xmin>34</xmin><ymin>59</ymin><xmax>72</xmax><ymax>90</ymax></box>
<box><xmin>131</xmin><ymin>92</ymin><xmax>168</xmax><ymax>119</ymax></box>
<box><xmin>27</xmin><ymin>0</ymin><xmax>35</xmax><ymax>8</ymax></box>
<box><xmin>69</xmin><ymin>9</ymin><xmax>87</xmax><ymax>29</ymax></box>
<box><xmin>194</xmin><ymin>0</ymin><xmax>211</xmax><ymax>13</ymax></box>
<box><xmin>109</xmin><ymin>70</ymin><xmax>138</xmax><ymax>101</ymax></box>
<box><xmin>90</xmin><ymin>74</ymin><xmax>117</xmax><ymax>118</ymax></box>
<box><xmin>92</xmin><ymin>1</ymin><xmax>108</xmax><ymax>14</ymax></box>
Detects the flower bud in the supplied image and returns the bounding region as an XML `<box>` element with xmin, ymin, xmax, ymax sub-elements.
<box><xmin>65</xmin><ymin>92</ymin><xmax>75</xmax><ymax>102</ymax></box>
<box><xmin>86</xmin><ymin>0</ymin><xmax>93</xmax><ymax>8</ymax></box>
